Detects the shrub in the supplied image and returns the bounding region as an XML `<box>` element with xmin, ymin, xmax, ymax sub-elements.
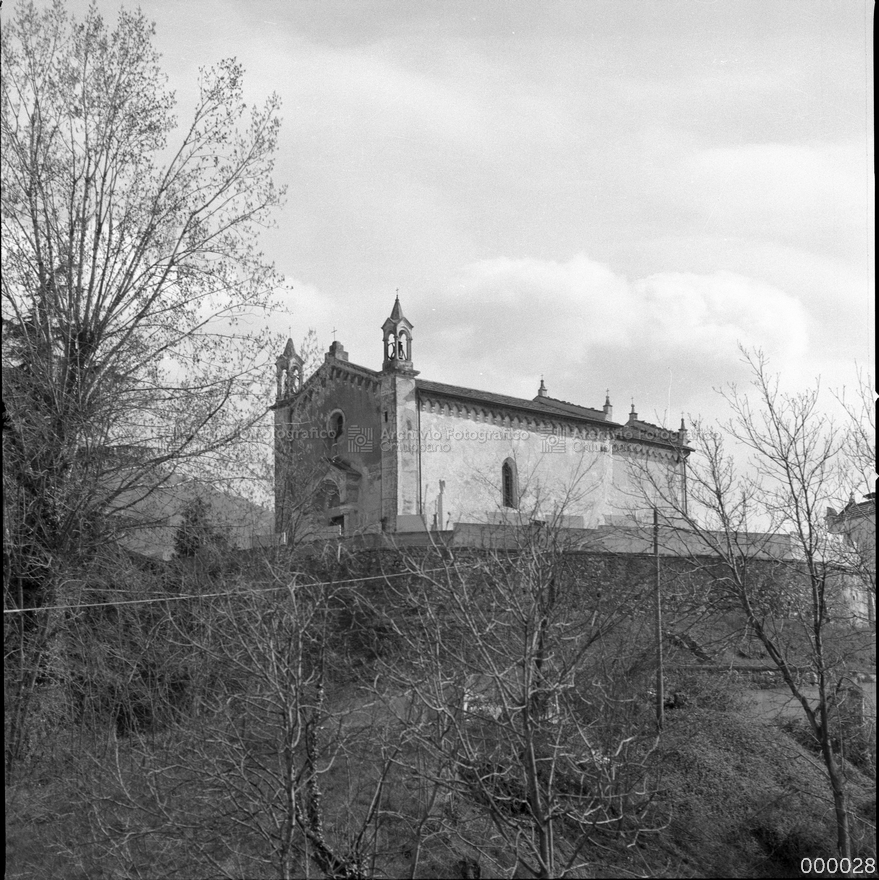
<box><xmin>664</xmin><ymin>670</ymin><xmax>745</xmax><ymax>713</ymax></box>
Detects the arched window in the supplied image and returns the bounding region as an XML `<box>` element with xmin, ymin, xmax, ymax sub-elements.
<box><xmin>327</xmin><ymin>411</ymin><xmax>345</xmax><ymax>442</ymax></box>
<box><xmin>502</xmin><ymin>459</ymin><xmax>518</xmax><ymax>509</ymax></box>
<box><xmin>277</xmin><ymin>366</ymin><xmax>287</xmax><ymax>399</ymax></box>
<box><xmin>288</xmin><ymin>365</ymin><xmax>301</xmax><ymax>394</ymax></box>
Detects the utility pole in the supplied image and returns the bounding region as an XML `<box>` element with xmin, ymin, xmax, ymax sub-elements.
<box><xmin>654</xmin><ymin>506</ymin><xmax>664</xmax><ymax>731</ymax></box>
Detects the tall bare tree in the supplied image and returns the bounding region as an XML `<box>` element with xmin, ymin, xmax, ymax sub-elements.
<box><xmin>631</xmin><ymin>348</ymin><xmax>875</xmax><ymax>863</ymax></box>
<box><xmin>374</xmin><ymin>509</ymin><xmax>662</xmax><ymax>879</ymax></box>
<box><xmin>2</xmin><ymin>0</ymin><xmax>284</xmax><ymax>762</ymax></box>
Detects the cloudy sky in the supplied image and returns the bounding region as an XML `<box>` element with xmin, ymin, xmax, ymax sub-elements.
<box><xmin>28</xmin><ymin>0</ymin><xmax>876</xmax><ymax>426</ymax></box>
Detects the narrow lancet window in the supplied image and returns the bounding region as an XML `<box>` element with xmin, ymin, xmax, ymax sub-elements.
<box><xmin>502</xmin><ymin>459</ymin><xmax>517</xmax><ymax>509</ymax></box>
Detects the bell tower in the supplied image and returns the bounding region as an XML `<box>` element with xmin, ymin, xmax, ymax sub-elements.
<box><xmin>381</xmin><ymin>294</ymin><xmax>414</xmax><ymax>370</ymax></box>
<box><xmin>274</xmin><ymin>337</ymin><xmax>304</xmax><ymax>540</ymax></box>
<box><xmin>275</xmin><ymin>338</ymin><xmax>303</xmax><ymax>400</ymax></box>
<box><xmin>380</xmin><ymin>295</ymin><xmax>421</xmax><ymax>530</ymax></box>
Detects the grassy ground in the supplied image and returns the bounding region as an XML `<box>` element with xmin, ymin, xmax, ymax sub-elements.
<box><xmin>649</xmin><ymin>706</ymin><xmax>875</xmax><ymax>879</ymax></box>
<box><xmin>6</xmin><ymin>682</ymin><xmax>875</xmax><ymax>880</ymax></box>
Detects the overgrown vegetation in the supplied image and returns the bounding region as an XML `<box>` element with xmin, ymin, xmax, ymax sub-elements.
<box><xmin>5</xmin><ymin>541</ymin><xmax>875</xmax><ymax>879</ymax></box>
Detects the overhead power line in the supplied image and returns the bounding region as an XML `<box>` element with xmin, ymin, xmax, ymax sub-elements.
<box><xmin>2</xmin><ymin>565</ymin><xmax>465</xmax><ymax>615</ymax></box>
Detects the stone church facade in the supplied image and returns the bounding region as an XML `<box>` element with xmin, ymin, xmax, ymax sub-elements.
<box><xmin>273</xmin><ymin>297</ymin><xmax>690</xmax><ymax>539</ymax></box>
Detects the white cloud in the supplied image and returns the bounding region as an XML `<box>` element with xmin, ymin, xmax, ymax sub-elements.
<box><xmin>419</xmin><ymin>255</ymin><xmax>810</xmax><ymax>409</ymax></box>
<box><xmin>670</xmin><ymin>141</ymin><xmax>870</xmax><ymax>256</ymax></box>
<box><xmin>632</xmin><ymin>270</ymin><xmax>808</xmax><ymax>361</ymax></box>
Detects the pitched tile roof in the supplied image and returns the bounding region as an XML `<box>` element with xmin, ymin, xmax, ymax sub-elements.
<box><xmin>416</xmin><ymin>379</ymin><xmax>617</xmax><ymax>426</ymax></box>
<box><xmin>529</xmin><ymin>395</ymin><xmax>608</xmax><ymax>421</ymax></box>
<box><xmin>620</xmin><ymin>417</ymin><xmax>691</xmax><ymax>449</ymax></box>
<box><xmin>830</xmin><ymin>494</ymin><xmax>876</xmax><ymax>523</ymax></box>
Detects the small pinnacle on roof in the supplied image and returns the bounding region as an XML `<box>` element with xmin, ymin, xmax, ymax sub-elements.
<box><xmin>537</xmin><ymin>377</ymin><xmax>548</xmax><ymax>397</ymax></box>
<box><xmin>602</xmin><ymin>392</ymin><xmax>613</xmax><ymax>419</ymax></box>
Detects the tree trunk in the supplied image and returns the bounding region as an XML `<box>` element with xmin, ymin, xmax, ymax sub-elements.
<box><xmin>823</xmin><ymin>737</ymin><xmax>853</xmax><ymax>862</ymax></box>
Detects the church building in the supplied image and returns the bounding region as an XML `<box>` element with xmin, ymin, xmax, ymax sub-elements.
<box><xmin>273</xmin><ymin>297</ymin><xmax>690</xmax><ymax>539</ymax></box>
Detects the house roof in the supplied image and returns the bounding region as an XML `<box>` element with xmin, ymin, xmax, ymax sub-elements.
<box><xmin>416</xmin><ymin>379</ymin><xmax>619</xmax><ymax>428</ymax></box>
<box><xmin>415</xmin><ymin>382</ymin><xmax>691</xmax><ymax>449</ymax></box>
<box><xmin>529</xmin><ymin>394</ymin><xmax>608</xmax><ymax>421</ymax></box>
<box><xmin>622</xmin><ymin>417</ymin><xmax>691</xmax><ymax>448</ymax></box>
<box><xmin>828</xmin><ymin>493</ymin><xmax>876</xmax><ymax>524</ymax></box>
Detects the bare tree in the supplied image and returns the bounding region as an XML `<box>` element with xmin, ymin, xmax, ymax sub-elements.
<box><xmin>829</xmin><ymin>367</ymin><xmax>877</xmax><ymax>619</ymax></box>
<box><xmin>836</xmin><ymin>367</ymin><xmax>877</xmax><ymax>500</ymax></box>
<box><xmin>373</xmin><ymin>507</ymin><xmax>662</xmax><ymax>879</ymax></box>
<box><xmin>71</xmin><ymin>550</ymin><xmax>403</xmax><ymax>880</ymax></box>
<box><xmin>2</xmin><ymin>0</ymin><xmax>284</xmax><ymax>760</ymax></box>
<box><xmin>631</xmin><ymin>348</ymin><xmax>875</xmax><ymax>863</ymax></box>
